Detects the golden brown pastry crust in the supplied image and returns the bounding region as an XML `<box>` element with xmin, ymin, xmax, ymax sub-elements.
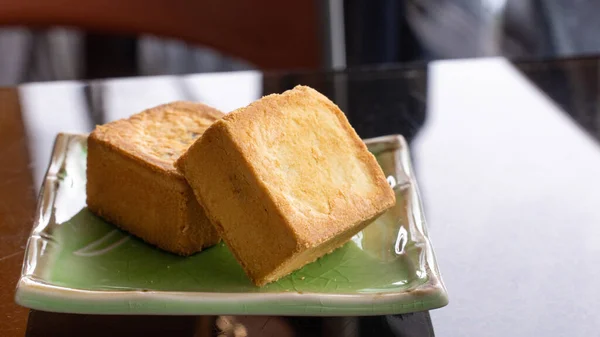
<box><xmin>87</xmin><ymin>101</ymin><xmax>222</xmax><ymax>255</ymax></box>
<box><xmin>177</xmin><ymin>86</ymin><xmax>395</xmax><ymax>284</ymax></box>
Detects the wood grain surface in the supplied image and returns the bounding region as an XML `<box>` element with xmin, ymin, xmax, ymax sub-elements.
<box><xmin>0</xmin><ymin>88</ymin><xmax>35</xmax><ymax>337</ymax></box>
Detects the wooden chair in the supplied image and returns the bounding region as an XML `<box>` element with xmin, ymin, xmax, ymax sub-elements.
<box><xmin>0</xmin><ymin>0</ymin><xmax>321</xmax><ymax>70</ymax></box>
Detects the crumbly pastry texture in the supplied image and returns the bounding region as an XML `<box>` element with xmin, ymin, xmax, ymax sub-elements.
<box><xmin>177</xmin><ymin>86</ymin><xmax>396</xmax><ymax>285</ymax></box>
<box><xmin>87</xmin><ymin>101</ymin><xmax>223</xmax><ymax>255</ymax></box>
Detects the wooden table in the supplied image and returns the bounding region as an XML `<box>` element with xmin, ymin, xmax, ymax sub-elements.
<box><xmin>2</xmin><ymin>56</ymin><xmax>600</xmax><ymax>336</ymax></box>
<box><xmin>0</xmin><ymin>88</ymin><xmax>35</xmax><ymax>336</ymax></box>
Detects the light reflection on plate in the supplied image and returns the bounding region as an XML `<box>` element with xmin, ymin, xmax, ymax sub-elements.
<box><xmin>15</xmin><ymin>133</ymin><xmax>448</xmax><ymax>316</ymax></box>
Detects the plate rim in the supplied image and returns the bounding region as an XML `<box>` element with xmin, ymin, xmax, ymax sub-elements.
<box><xmin>15</xmin><ymin>133</ymin><xmax>448</xmax><ymax>316</ymax></box>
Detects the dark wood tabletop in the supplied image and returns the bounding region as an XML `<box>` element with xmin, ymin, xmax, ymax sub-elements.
<box><xmin>0</xmin><ymin>88</ymin><xmax>35</xmax><ymax>336</ymax></box>
<box><xmin>2</xmin><ymin>56</ymin><xmax>600</xmax><ymax>336</ymax></box>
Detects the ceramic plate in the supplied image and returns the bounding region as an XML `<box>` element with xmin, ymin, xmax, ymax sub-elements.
<box><xmin>15</xmin><ymin>133</ymin><xmax>447</xmax><ymax>315</ymax></box>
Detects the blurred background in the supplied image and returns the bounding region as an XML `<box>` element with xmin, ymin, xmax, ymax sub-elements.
<box><xmin>0</xmin><ymin>0</ymin><xmax>598</xmax><ymax>85</ymax></box>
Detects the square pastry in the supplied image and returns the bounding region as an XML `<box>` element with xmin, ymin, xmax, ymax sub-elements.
<box><xmin>87</xmin><ymin>101</ymin><xmax>222</xmax><ymax>255</ymax></box>
<box><xmin>177</xmin><ymin>86</ymin><xmax>395</xmax><ymax>285</ymax></box>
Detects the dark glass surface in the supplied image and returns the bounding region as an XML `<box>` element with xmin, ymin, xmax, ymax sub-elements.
<box><xmin>2</xmin><ymin>55</ymin><xmax>600</xmax><ymax>336</ymax></box>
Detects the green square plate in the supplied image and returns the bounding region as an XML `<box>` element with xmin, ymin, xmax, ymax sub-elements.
<box><xmin>15</xmin><ymin>133</ymin><xmax>448</xmax><ymax>315</ymax></box>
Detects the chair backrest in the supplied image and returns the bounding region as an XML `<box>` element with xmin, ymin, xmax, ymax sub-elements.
<box><xmin>0</xmin><ymin>0</ymin><xmax>321</xmax><ymax>70</ymax></box>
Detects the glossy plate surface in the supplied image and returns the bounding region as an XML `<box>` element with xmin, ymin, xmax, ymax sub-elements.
<box><xmin>15</xmin><ymin>133</ymin><xmax>447</xmax><ymax>315</ymax></box>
